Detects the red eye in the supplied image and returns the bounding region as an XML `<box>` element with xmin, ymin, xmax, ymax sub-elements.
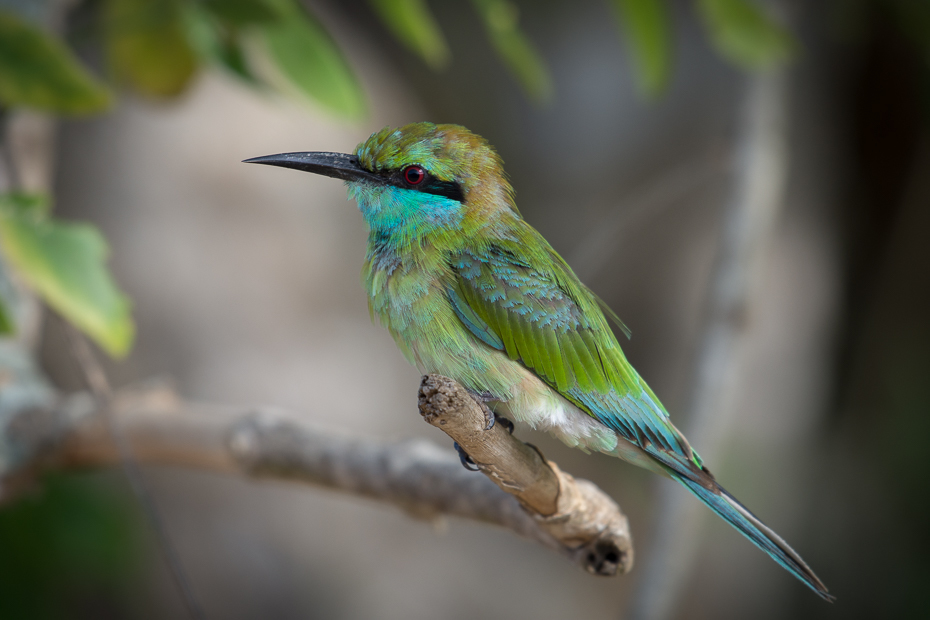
<box><xmin>403</xmin><ymin>165</ymin><xmax>426</xmax><ymax>185</ymax></box>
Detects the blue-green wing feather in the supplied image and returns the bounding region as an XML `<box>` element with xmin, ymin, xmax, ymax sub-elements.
<box><xmin>448</xmin><ymin>286</ymin><xmax>504</xmax><ymax>350</ymax></box>
<box><xmin>447</xmin><ymin>230</ymin><xmax>696</xmax><ymax>465</ymax></box>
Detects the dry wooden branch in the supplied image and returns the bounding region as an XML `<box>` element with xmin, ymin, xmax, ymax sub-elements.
<box><xmin>418</xmin><ymin>374</ymin><xmax>633</xmax><ymax>576</ymax></box>
<box><xmin>0</xmin><ymin>377</ymin><xmax>633</xmax><ymax>575</ymax></box>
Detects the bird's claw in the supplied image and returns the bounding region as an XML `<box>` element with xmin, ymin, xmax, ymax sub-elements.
<box><xmin>466</xmin><ymin>389</ymin><xmax>499</xmax><ymax>430</ymax></box>
<box><xmin>453</xmin><ymin>442</ymin><xmax>480</xmax><ymax>471</ymax></box>
<box><xmin>494</xmin><ymin>414</ymin><xmax>515</xmax><ymax>434</ymax></box>
<box><xmin>476</xmin><ymin>404</ymin><xmax>515</xmax><ymax>433</ymax></box>
<box><xmin>483</xmin><ymin>406</ymin><xmax>495</xmax><ymax>430</ymax></box>
<box><xmin>469</xmin><ymin>389</ymin><xmax>496</xmax><ymax>402</ymax></box>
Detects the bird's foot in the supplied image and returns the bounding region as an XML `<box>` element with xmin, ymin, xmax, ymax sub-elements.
<box><xmin>494</xmin><ymin>414</ymin><xmax>515</xmax><ymax>434</ymax></box>
<box><xmin>466</xmin><ymin>389</ymin><xmax>500</xmax><ymax>430</ymax></box>
<box><xmin>468</xmin><ymin>389</ymin><xmax>497</xmax><ymax>403</ymax></box>
<box><xmin>453</xmin><ymin>442</ymin><xmax>480</xmax><ymax>471</ymax></box>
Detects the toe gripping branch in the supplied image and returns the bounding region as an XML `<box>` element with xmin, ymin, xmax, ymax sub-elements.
<box><xmin>453</xmin><ymin>441</ymin><xmax>479</xmax><ymax>471</ymax></box>
<box><xmin>454</xmin><ymin>389</ymin><xmax>513</xmax><ymax>470</ymax></box>
<box><xmin>418</xmin><ymin>374</ymin><xmax>634</xmax><ymax>577</ymax></box>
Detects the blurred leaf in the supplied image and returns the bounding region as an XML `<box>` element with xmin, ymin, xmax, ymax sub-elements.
<box><xmin>261</xmin><ymin>0</ymin><xmax>366</xmax><ymax>119</ymax></box>
<box><xmin>184</xmin><ymin>3</ymin><xmax>259</xmax><ymax>84</ymax></box>
<box><xmin>368</xmin><ymin>0</ymin><xmax>451</xmax><ymax>70</ymax></box>
<box><xmin>611</xmin><ymin>0</ymin><xmax>672</xmax><ymax>97</ymax></box>
<box><xmin>471</xmin><ymin>0</ymin><xmax>552</xmax><ymax>102</ymax></box>
<box><xmin>0</xmin><ymin>291</ymin><xmax>12</xmax><ymax>334</ymax></box>
<box><xmin>104</xmin><ymin>0</ymin><xmax>198</xmax><ymax>97</ymax></box>
<box><xmin>218</xmin><ymin>36</ymin><xmax>254</xmax><ymax>81</ymax></box>
<box><xmin>0</xmin><ymin>10</ymin><xmax>111</xmax><ymax>114</ymax></box>
<box><xmin>0</xmin><ymin>193</ymin><xmax>36</xmax><ymax>335</ymax></box>
<box><xmin>0</xmin><ymin>192</ymin><xmax>50</xmax><ymax>217</ymax></box>
<box><xmin>887</xmin><ymin>0</ymin><xmax>930</xmax><ymax>63</ymax></box>
<box><xmin>696</xmin><ymin>0</ymin><xmax>796</xmax><ymax>69</ymax></box>
<box><xmin>201</xmin><ymin>0</ymin><xmax>280</xmax><ymax>26</ymax></box>
<box><xmin>0</xmin><ymin>474</ymin><xmax>140</xmax><ymax>619</ymax></box>
<box><xmin>0</xmin><ymin>194</ymin><xmax>134</xmax><ymax>358</ymax></box>
<box><xmin>827</xmin><ymin>0</ymin><xmax>870</xmax><ymax>43</ymax></box>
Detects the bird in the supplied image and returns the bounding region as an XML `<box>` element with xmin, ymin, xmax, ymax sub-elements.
<box><xmin>245</xmin><ymin>122</ymin><xmax>832</xmax><ymax>601</ymax></box>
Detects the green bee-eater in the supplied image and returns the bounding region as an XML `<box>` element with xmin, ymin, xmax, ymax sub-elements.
<box><xmin>246</xmin><ymin>122</ymin><xmax>832</xmax><ymax>600</ymax></box>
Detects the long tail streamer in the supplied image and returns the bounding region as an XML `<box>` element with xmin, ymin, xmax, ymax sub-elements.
<box><xmin>671</xmin><ymin>473</ymin><xmax>834</xmax><ymax>601</ymax></box>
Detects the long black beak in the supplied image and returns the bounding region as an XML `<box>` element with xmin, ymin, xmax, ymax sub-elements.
<box><xmin>243</xmin><ymin>152</ymin><xmax>381</xmax><ymax>183</ymax></box>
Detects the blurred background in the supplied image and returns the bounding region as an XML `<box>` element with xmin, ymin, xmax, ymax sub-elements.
<box><xmin>0</xmin><ymin>0</ymin><xmax>928</xmax><ymax>618</ymax></box>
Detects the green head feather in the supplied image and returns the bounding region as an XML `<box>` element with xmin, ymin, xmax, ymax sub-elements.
<box><xmin>351</xmin><ymin>123</ymin><xmax>518</xmax><ymax>244</ymax></box>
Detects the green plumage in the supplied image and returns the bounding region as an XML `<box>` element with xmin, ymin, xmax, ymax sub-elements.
<box><xmin>247</xmin><ymin>121</ymin><xmax>833</xmax><ymax>601</ymax></box>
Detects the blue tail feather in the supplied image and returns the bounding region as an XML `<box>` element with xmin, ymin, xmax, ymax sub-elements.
<box><xmin>671</xmin><ymin>471</ymin><xmax>834</xmax><ymax>601</ymax></box>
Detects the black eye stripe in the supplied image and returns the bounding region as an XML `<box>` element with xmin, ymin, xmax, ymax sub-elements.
<box><xmin>420</xmin><ymin>179</ymin><xmax>465</xmax><ymax>202</ymax></box>
<box><xmin>373</xmin><ymin>167</ymin><xmax>465</xmax><ymax>202</ymax></box>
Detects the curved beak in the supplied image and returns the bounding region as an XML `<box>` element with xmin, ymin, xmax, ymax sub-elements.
<box><xmin>242</xmin><ymin>152</ymin><xmax>381</xmax><ymax>184</ymax></box>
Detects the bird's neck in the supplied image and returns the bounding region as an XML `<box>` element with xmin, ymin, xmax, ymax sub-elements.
<box><xmin>351</xmin><ymin>177</ymin><xmax>524</xmax><ymax>275</ymax></box>
<box><xmin>349</xmin><ymin>183</ymin><xmax>461</xmax><ymax>249</ymax></box>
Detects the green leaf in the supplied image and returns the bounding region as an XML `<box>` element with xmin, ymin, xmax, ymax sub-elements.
<box><xmin>217</xmin><ymin>36</ymin><xmax>255</xmax><ymax>82</ymax></box>
<box><xmin>183</xmin><ymin>3</ymin><xmax>259</xmax><ymax>84</ymax></box>
<box><xmin>470</xmin><ymin>0</ymin><xmax>552</xmax><ymax>103</ymax></box>
<box><xmin>201</xmin><ymin>0</ymin><xmax>280</xmax><ymax>27</ymax></box>
<box><xmin>0</xmin><ymin>474</ymin><xmax>141</xmax><ymax>619</ymax></box>
<box><xmin>0</xmin><ymin>192</ymin><xmax>50</xmax><ymax>218</ymax></box>
<box><xmin>104</xmin><ymin>0</ymin><xmax>198</xmax><ymax>97</ymax></box>
<box><xmin>0</xmin><ymin>10</ymin><xmax>111</xmax><ymax>114</ymax></box>
<box><xmin>368</xmin><ymin>0</ymin><xmax>451</xmax><ymax>70</ymax></box>
<box><xmin>0</xmin><ymin>291</ymin><xmax>13</xmax><ymax>335</ymax></box>
<box><xmin>611</xmin><ymin>0</ymin><xmax>672</xmax><ymax>97</ymax></box>
<box><xmin>886</xmin><ymin>0</ymin><xmax>930</xmax><ymax>62</ymax></box>
<box><xmin>0</xmin><ymin>194</ymin><xmax>134</xmax><ymax>358</ymax></box>
<box><xmin>696</xmin><ymin>0</ymin><xmax>797</xmax><ymax>69</ymax></box>
<box><xmin>260</xmin><ymin>0</ymin><xmax>366</xmax><ymax>119</ymax></box>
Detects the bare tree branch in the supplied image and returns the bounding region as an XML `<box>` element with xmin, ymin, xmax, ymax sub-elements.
<box><xmin>418</xmin><ymin>374</ymin><xmax>633</xmax><ymax>576</ymax></box>
<box><xmin>0</xmin><ymin>375</ymin><xmax>634</xmax><ymax>576</ymax></box>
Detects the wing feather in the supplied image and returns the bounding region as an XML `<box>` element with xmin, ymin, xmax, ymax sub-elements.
<box><xmin>447</xmin><ymin>230</ymin><xmax>698</xmax><ymax>467</ymax></box>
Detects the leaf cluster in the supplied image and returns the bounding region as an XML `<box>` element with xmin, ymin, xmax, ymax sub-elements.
<box><xmin>0</xmin><ymin>0</ymin><xmax>806</xmax><ymax>124</ymax></box>
<box><xmin>0</xmin><ymin>193</ymin><xmax>133</xmax><ymax>357</ymax></box>
<box><xmin>7</xmin><ymin>0</ymin><xmax>916</xmax><ymax>358</ymax></box>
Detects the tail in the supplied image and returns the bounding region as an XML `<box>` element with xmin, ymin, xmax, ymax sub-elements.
<box><xmin>670</xmin><ymin>471</ymin><xmax>835</xmax><ymax>601</ymax></box>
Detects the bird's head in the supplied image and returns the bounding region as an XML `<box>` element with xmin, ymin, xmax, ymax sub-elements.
<box><xmin>245</xmin><ymin>122</ymin><xmax>516</xmax><ymax>244</ymax></box>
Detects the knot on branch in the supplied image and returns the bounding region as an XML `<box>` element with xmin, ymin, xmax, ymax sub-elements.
<box><xmin>537</xmin><ymin>463</ymin><xmax>632</xmax><ymax>576</ymax></box>
<box><xmin>418</xmin><ymin>374</ymin><xmax>633</xmax><ymax>575</ymax></box>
